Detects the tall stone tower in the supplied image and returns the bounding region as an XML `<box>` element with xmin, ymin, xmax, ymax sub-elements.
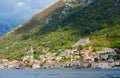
<box><xmin>29</xmin><ymin>46</ymin><xmax>33</xmax><ymax>63</ymax></box>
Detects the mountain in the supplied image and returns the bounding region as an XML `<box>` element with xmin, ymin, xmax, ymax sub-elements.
<box><xmin>0</xmin><ymin>0</ymin><xmax>120</xmax><ymax>60</ymax></box>
<box><xmin>0</xmin><ymin>22</ymin><xmax>15</xmax><ymax>36</ymax></box>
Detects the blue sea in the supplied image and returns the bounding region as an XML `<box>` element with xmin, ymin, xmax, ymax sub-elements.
<box><xmin>0</xmin><ymin>69</ymin><xmax>120</xmax><ymax>78</ymax></box>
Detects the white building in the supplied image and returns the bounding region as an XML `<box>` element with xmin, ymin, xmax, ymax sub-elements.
<box><xmin>114</xmin><ymin>60</ymin><xmax>120</xmax><ymax>66</ymax></box>
<box><xmin>0</xmin><ymin>64</ymin><xmax>4</xmax><ymax>69</ymax></box>
<box><xmin>92</xmin><ymin>61</ymin><xmax>112</xmax><ymax>69</ymax></box>
<box><xmin>100</xmin><ymin>54</ymin><xmax>108</xmax><ymax>60</ymax></box>
<box><xmin>32</xmin><ymin>60</ymin><xmax>40</xmax><ymax>69</ymax></box>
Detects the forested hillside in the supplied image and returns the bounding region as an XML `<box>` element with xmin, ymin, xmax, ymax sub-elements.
<box><xmin>0</xmin><ymin>0</ymin><xmax>120</xmax><ymax>60</ymax></box>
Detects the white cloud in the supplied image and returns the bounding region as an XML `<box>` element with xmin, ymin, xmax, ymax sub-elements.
<box><xmin>17</xmin><ymin>2</ymin><xmax>24</xmax><ymax>7</ymax></box>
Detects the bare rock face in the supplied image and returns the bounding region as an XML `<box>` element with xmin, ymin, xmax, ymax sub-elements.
<box><xmin>46</xmin><ymin>0</ymin><xmax>95</xmax><ymax>25</ymax></box>
<box><xmin>82</xmin><ymin>0</ymin><xmax>95</xmax><ymax>6</ymax></box>
<box><xmin>61</xmin><ymin>0</ymin><xmax>82</xmax><ymax>3</ymax></box>
<box><xmin>61</xmin><ymin>5</ymin><xmax>72</xmax><ymax>15</ymax></box>
<box><xmin>46</xmin><ymin>15</ymin><xmax>52</xmax><ymax>24</ymax></box>
<box><xmin>61</xmin><ymin>0</ymin><xmax>95</xmax><ymax>6</ymax></box>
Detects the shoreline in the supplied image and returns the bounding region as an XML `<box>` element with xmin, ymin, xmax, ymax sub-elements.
<box><xmin>0</xmin><ymin>67</ymin><xmax>120</xmax><ymax>70</ymax></box>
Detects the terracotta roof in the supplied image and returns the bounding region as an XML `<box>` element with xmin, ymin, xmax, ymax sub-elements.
<box><xmin>99</xmin><ymin>61</ymin><xmax>108</xmax><ymax>63</ymax></box>
<box><xmin>115</xmin><ymin>60</ymin><xmax>120</xmax><ymax>62</ymax></box>
<box><xmin>94</xmin><ymin>62</ymin><xmax>99</xmax><ymax>64</ymax></box>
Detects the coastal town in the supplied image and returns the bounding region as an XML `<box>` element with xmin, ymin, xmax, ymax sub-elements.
<box><xmin>0</xmin><ymin>38</ymin><xmax>120</xmax><ymax>69</ymax></box>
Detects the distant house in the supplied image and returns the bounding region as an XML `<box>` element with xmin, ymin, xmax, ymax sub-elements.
<box><xmin>12</xmin><ymin>60</ymin><xmax>20</xmax><ymax>68</ymax></box>
<box><xmin>4</xmin><ymin>60</ymin><xmax>20</xmax><ymax>68</ymax></box>
<box><xmin>81</xmin><ymin>61</ymin><xmax>91</xmax><ymax>68</ymax></box>
<box><xmin>92</xmin><ymin>61</ymin><xmax>112</xmax><ymax>69</ymax></box>
<box><xmin>4</xmin><ymin>61</ymin><xmax>12</xmax><ymax>68</ymax></box>
<box><xmin>56</xmin><ymin>56</ymin><xmax>62</xmax><ymax>61</ymax></box>
<box><xmin>39</xmin><ymin>55</ymin><xmax>46</xmax><ymax>63</ymax></box>
<box><xmin>103</xmin><ymin>48</ymin><xmax>116</xmax><ymax>55</ymax></box>
<box><xmin>94</xmin><ymin>53</ymin><xmax>100</xmax><ymax>60</ymax></box>
<box><xmin>22</xmin><ymin>56</ymin><xmax>30</xmax><ymax>62</ymax></box>
<box><xmin>97</xmin><ymin>48</ymin><xmax>117</xmax><ymax>60</ymax></box>
<box><xmin>108</xmin><ymin>61</ymin><xmax>114</xmax><ymax>67</ymax></box>
<box><xmin>54</xmin><ymin>62</ymin><xmax>63</xmax><ymax>68</ymax></box>
<box><xmin>81</xmin><ymin>48</ymin><xmax>94</xmax><ymax>62</ymax></box>
<box><xmin>92</xmin><ymin>62</ymin><xmax>99</xmax><ymax>68</ymax></box>
<box><xmin>0</xmin><ymin>64</ymin><xmax>4</xmax><ymax>69</ymax></box>
<box><xmin>0</xmin><ymin>59</ymin><xmax>8</xmax><ymax>63</ymax></box>
<box><xmin>114</xmin><ymin>60</ymin><xmax>120</xmax><ymax>66</ymax></box>
<box><xmin>100</xmin><ymin>54</ymin><xmax>108</xmax><ymax>60</ymax></box>
<box><xmin>33</xmin><ymin>60</ymin><xmax>40</xmax><ymax>69</ymax></box>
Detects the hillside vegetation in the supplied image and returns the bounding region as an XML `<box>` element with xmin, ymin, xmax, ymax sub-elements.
<box><xmin>0</xmin><ymin>0</ymin><xmax>120</xmax><ymax>60</ymax></box>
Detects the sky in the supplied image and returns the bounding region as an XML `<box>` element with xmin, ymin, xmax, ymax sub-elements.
<box><xmin>0</xmin><ymin>0</ymin><xmax>58</xmax><ymax>26</ymax></box>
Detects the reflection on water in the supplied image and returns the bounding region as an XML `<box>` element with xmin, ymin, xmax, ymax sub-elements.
<box><xmin>0</xmin><ymin>69</ymin><xmax>120</xmax><ymax>78</ymax></box>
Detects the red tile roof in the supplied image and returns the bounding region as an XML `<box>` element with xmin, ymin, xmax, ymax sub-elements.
<box><xmin>115</xmin><ymin>60</ymin><xmax>120</xmax><ymax>62</ymax></box>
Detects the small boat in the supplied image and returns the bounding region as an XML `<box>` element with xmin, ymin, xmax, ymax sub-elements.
<box><xmin>15</xmin><ymin>67</ymin><xmax>23</xmax><ymax>69</ymax></box>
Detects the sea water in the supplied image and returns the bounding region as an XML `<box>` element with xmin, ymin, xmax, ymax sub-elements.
<box><xmin>0</xmin><ymin>69</ymin><xmax>120</xmax><ymax>78</ymax></box>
